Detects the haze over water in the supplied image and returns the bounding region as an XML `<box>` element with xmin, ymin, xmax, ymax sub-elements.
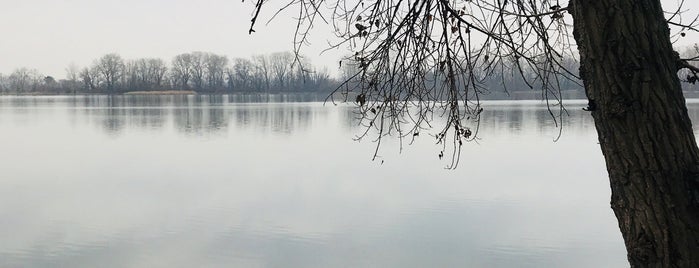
<box><xmin>0</xmin><ymin>95</ymin><xmax>678</xmax><ymax>267</ymax></box>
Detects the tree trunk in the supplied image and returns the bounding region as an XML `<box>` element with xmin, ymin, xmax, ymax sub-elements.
<box><xmin>569</xmin><ymin>0</ymin><xmax>699</xmax><ymax>266</ymax></box>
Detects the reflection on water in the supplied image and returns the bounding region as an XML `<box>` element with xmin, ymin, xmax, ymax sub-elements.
<box><xmin>0</xmin><ymin>95</ymin><xmax>340</xmax><ymax>137</ymax></box>
<box><xmin>5</xmin><ymin>95</ymin><xmax>691</xmax><ymax>267</ymax></box>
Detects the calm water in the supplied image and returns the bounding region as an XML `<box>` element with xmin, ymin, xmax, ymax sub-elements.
<box><xmin>6</xmin><ymin>95</ymin><xmax>693</xmax><ymax>267</ymax></box>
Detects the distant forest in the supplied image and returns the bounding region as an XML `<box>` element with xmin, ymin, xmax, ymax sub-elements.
<box><xmin>0</xmin><ymin>49</ymin><xmax>697</xmax><ymax>97</ymax></box>
<box><xmin>0</xmin><ymin>51</ymin><xmax>335</xmax><ymax>94</ymax></box>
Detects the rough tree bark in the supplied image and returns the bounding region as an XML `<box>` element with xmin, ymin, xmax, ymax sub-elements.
<box><xmin>570</xmin><ymin>0</ymin><xmax>699</xmax><ymax>266</ymax></box>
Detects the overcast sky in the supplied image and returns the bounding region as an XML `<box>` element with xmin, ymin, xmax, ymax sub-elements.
<box><xmin>0</xmin><ymin>0</ymin><xmax>343</xmax><ymax>78</ymax></box>
<box><xmin>0</xmin><ymin>0</ymin><xmax>697</xmax><ymax>79</ymax></box>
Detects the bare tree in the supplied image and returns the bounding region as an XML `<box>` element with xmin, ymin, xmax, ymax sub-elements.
<box><xmin>79</xmin><ymin>66</ymin><xmax>101</xmax><ymax>91</ymax></box>
<box><xmin>135</xmin><ymin>59</ymin><xmax>149</xmax><ymax>89</ymax></box>
<box><xmin>270</xmin><ymin>51</ymin><xmax>294</xmax><ymax>91</ymax></box>
<box><xmin>147</xmin><ymin>58</ymin><xmax>168</xmax><ymax>89</ymax></box>
<box><xmin>64</xmin><ymin>63</ymin><xmax>81</xmax><ymax>93</ymax></box>
<box><xmin>250</xmin><ymin>0</ymin><xmax>699</xmax><ymax>266</ymax></box>
<box><xmin>124</xmin><ymin>60</ymin><xmax>140</xmax><ymax>91</ymax></box>
<box><xmin>205</xmin><ymin>53</ymin><xmax>229</xmax><ymax>91</ymax></box>
<box><xmin>0</xmin><ymin>73</ymin><xmax>7</xmax><ymax>93</ymax></box>
<box><xmin>65</xmin><ymin>63</ymin><xmax>79</xmax><ymax>83</ymax></box>
<box><xmin>96</xmin><ymin>53</ymin><xmax>125</xmax><ymax>92</ymax></box>
<box><xmin>8</xmin><ymin>68</ymin><xmax>42</xmax><ymax>92</ymax></box>
<box><xmin>232</xmin><ymin>58</ymin><xmax>254</xmax><ymax>90</ymax></box>
<box><xmin>121</xmin><ymin>58</ymin><xmax>168</xmax><ymax>91</ymax></box>
<box><xmin>172</xmin><ymin>53</ymin><xmax>193</xmax><ymax>89</ymax></box>
<box><xmin>190</xmin><ymin>51</ymin><xmax>207</xmax><ymax>90</ymax></box>
<box><xmin>252</xmin><ymin>54</ymin><xmax>271</xmax><ymax>92</ymax></box>
<box><xmin>308</xmin><ymin>66</ymin><xmax>333</xmax><ymax>92</ymax></box>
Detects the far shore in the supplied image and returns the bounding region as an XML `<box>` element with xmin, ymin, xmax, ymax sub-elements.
<box><xmin>123</xmin><ymin>90</ymin><xmax>197</xmax><ymax>95</ymax></box>
<box><xmin>4</xmin><ymin>91</ymin><xmax>699</xmax><ymax>101</ymax></box>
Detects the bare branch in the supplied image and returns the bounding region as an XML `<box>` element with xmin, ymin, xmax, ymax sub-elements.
<box><xmin>250</xmin><ymin>0</ymin><xmax>580</xmax><ymax>168</ymax></box>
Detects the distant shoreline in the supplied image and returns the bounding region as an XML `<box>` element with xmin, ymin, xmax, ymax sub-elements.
<box><xmin>3</xmin><ymin>91</ymin><xmax>699</xmax><ymax>100</ymax></box>
<box><xmin>0</xmin><ymin>91</ymin><xmax>332</xmax><ymax>96</ymax></box>
<box><xmin>123</xmin><ymin>90</ymin><xmax>197</xmax><ymax>95</ymax></box>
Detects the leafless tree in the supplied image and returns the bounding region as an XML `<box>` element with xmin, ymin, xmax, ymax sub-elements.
<box><xmin>249</xmin><ymin>0</ymin><xmax>699</xmax><ymax>266</ymax></box>
<box><xmin>252</xmin><ymin>54</ymin><xmax>271</xmax><ymax>91</ymax></box>
<box><xmin>270</xmin><ymin>51</ymin><xmax>294</xmax><ymax>91</ymax></box>
<box><xmin>190</xmin><ymin>51</ymin><xmax>207</xmax><ymax>90</ymax></box>
<box><xmin>172</xmin><ymin>53</ymin><xmax>194</xmax><ymax>89</ymax></box>
<box><xmin>64</xmin><ymin>63</ymin><xmax>82</xmax><ymax>93</ymax></box>
<box><xmin>123</xmin><ymin>58</ymin><xmax>169</xmax><ymax>91</ymax></box>
<box><xmin>8</xmin><ymin>68</ymin><xmax>42</xmax><ymax>92</ymax></box>
<box><xmin>0</xmin><ymin>73</ymin><xmax>7</xmax><ymax>93</ymax></box>
<box><xmin>205</xmin><ymin>53</ymin><xmax>229</xmax><ymax>91</ymax></box>
<box><xmin>124</xmin><ymin>60</ymin><xmax>140</xmax><ymax>90</ymax></box>
<box><xmin>79</xmin><ymin>68</ymin><xmax>94</xmax><ymax>91</ymax></box>
<box><xmin>96</xmin><ymin>53</ymin><xmax>125</xmax><ymax>92</ymax></box>
<box><xmin>65</xmin><ymin>63</ymin><xmax>80</xmax><ymax>83</ymax></box>
<box><xmin>232</xmin><ymin>57</ymin><xmax>255</xmax><ymax>90</ymax></box>
<box><xmin>147</xmin><ymin>58</ymin><xmax>168</xmax><ymax>89</ymax></box>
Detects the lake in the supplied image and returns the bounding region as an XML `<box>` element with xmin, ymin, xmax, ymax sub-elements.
<box><xmin>3</xmin><ymin>94</ymin><xmax>685</xmax><ymax>267</ymax></box>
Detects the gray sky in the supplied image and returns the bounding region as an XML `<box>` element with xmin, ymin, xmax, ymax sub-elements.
<box><xmin>0</xmin><ymin>0</ymin><xmax>697</xmax><ymax>79</ymax></box>
<box><xmin>0</xmin><ymin>0</ymin><xmax>343</xmax><ymax>78</ymax></box>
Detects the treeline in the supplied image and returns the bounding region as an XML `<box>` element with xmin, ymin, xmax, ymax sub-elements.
<box><xmin>338</xmin><ymin>55</ymin><xmax>586</xmax><ymax>100</ymax></box>
<box><xmin>0</xmin><ymin>51</ymin><xmax>335</xmax><ymax>94</ymax></box>
<box><xmin>2</xmin><ymin>49</ymin><xmax>697</xmax><ymax>97</ymax></box>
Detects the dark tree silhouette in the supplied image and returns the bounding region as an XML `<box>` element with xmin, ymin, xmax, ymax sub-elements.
<box><xmin>96</xmin><ymin>53</ymin><xmax>125</xmax><ymax>92</ymax></box>
<box><xmin>250</xmin><ymin>0</ymin><xmax>699</xmax><ymax>266</ymax></box>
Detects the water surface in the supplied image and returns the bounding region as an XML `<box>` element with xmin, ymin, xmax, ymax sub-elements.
<box><xmin>0</xmin><ymin>95</ymin><xmax>661</xmax><ymax>267</ymax></box>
